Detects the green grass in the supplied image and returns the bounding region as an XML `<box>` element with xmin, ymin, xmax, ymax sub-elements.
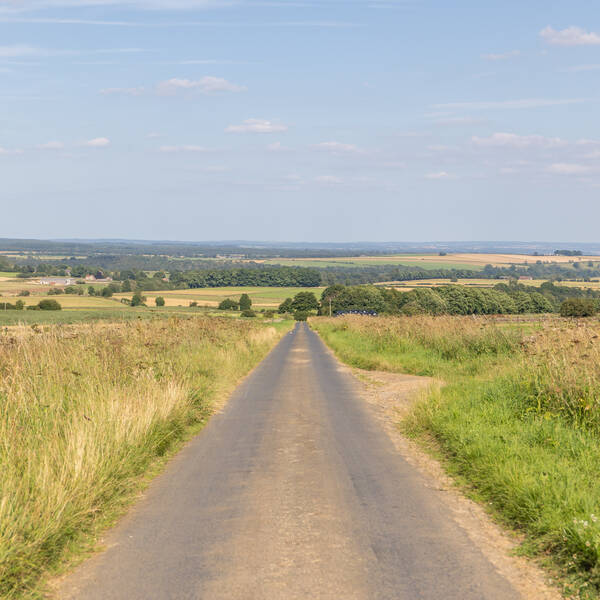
<box><xmin>259</xmin><ymin>258</ymin><xmax>483</xmax><ymax>271</ymax></box>
<box><xmin>312</xmin><ymin>315</ymin><xmax>600</xmax><ymax>598</ymax></box>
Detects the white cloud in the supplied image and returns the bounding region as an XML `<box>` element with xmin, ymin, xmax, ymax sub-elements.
<box><xmin>37</xmin><ymin>141</ymin><xmax>64</xmax><ymax>150</ymax></box>
<box><xmin>84</xmin><ymin>137</ymin><xmax>110</xmax><ymax>147</ymax></box>
<box><xmin>157</xmin><ymin>77</ymin><xmax>246</xmax><ymax>95</ymax></box>
<box><xmin>267</xmin><ymin>141</ymin><xmax>290</xmax><ymax>152</ymax></box>
<box><xmin>0</xmin><ymin>147</ymin><xmax>24</xmax><ymax>155</ymax></box>
<box><xmin>547</xmin><ymin>163</ymin><xmax>592</xmax><ymax>175</ymax></box>
<box><xmin>146</xmin><ymin>132</ymin><xmax>161</xmax><ymax>138</ymax></box>
<box><xmin>434</xmin><ymin>98</ymin><xmax>586</xmax><ymax>110</ymax></box>
<box><xmin>481</xmin><ymin>50</ymin><xmax>520</xmax><ymax>61</ymax></box>
<box><xmin>226</xmin><ymin>119</ymin><xmax>288</xmax><ymax>134</ymax></box>
<box><xmin>314</xmin><ymin>141</ymin><xmax>362</xmax><ymax>153</ymax></box>
<box><xmin>0</xmin><ymin>44</ymin><xmax>44</xmax><ymax>58</ymax></box>
<box><xmin>540</xmin><ymin>26</ymin><xmax>600</xmax><ymax>47</ymax></box>
<box><xmin>472</xmin><ymin>132</ymin><xmax>565</xmax><ymax>148</ymax></box>
<box><xmin>563</xmin><ymin>64</ymin><xmax>600</xmax><ymax>72</ymax></box>
<box><xmin>315</xmin><ymin>175</ymin><xmax>343</xmax><ymax>184</ymax></box>
<box><xmin>159</xmin><ymin>145</ymin><xmax>207</xmax><ymax>153</ymax></box>
<box><xmin>426</xmin><ymin>171</ymin><xmax>451</xmax><ymax>179</ymax></box>
<box><xmin>100</xmin><ymin>87</ymin><xmax>145</xmax><ymax>95</ymax></box>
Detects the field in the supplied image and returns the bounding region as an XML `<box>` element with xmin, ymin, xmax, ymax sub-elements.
<box><xmin>380</xmin><ymin>278</ymin><xmax>600</xmax><ymax>291</ymax></box>
<box><xmin>312</xmin><ymin>315</ymin><xmax>600</xmax><ymax>598</ymax></box>
<box><xmin>0</xmin><ymin>317</ymin><xmax>292</xmax><ymax>598</ymax></box>
<box><xmin>257</xmin><ymin>253</ymin><xmax>600</xmax><ymax>271</ymax></box>
<box><xmin>113</xmin><ymin>286</ymin><xmax>324</xmax><ymax>308</ymax></box>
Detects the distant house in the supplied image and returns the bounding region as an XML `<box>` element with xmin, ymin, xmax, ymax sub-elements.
<box><xmin>518</xmin><ymin>275</ymin><xmax>534</xmax><ymax>281</ymax></box>
<box><xmin>38</xmin><ymin>277</ymin><xmax>75</xmax><ymax>286</ymax></box>
<box><xmin>85</xmin><ymin>274</ymin><xmax>113</xmax><ymax>283</ymax></box>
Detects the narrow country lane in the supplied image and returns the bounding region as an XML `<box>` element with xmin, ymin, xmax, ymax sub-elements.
<box><xmin>58</xmin><ymin>323</ymin><xmax>520</xmax><ymax>600</ymax></box>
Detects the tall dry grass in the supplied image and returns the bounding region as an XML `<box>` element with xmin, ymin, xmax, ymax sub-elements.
<box><xmin>0</xmin><ymin>317</ymin><xmax>284</xmax><ymax>598</ymax></box>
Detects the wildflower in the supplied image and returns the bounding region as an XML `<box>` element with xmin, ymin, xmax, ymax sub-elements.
<box><xmin>586</xmin><ymin>541</ymin><xmax>591</xmax><ymax>547</ymax></box>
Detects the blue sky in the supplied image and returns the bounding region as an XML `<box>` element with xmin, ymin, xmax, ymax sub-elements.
<box><xmin>1</xmin><ymin>0</ymin><xmax>599</xmax><ymax>242</ymax></box>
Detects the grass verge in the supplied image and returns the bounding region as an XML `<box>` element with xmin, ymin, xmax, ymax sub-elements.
<box><xmin>0</xmin><ymin>316</ymin><xmax>292</xmax><ymax>598</ymax></box>
<box><xmin>312</xmin><ymin>315</ymin><xmax>600</xmax><ymax>599</ymax></box>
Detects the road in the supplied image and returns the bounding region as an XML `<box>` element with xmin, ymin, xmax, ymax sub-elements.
<box><xmin>59</xmin><ymin>323</ymin><xmax>520</xmax><ymax>600</ymax></box>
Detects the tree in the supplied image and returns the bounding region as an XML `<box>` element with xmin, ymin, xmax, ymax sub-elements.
<box><xmin>18</xmin><ymin>290</ymin><xmax>30</xmax><ymax>297</ymax></box>
<box><xmin>88</xmin><ymin>286</ymin><xmax>96</xmax><ymax>296</ymax></box>
<box><xmin>218</xmin><ymin>298</ymin><xmax>239</xmax><ymax>310</ymax></box>
<box><xmin>278</xmin><ymin>298</ymin><xmax>293</xmax><ymax>314</ymax></box>
<box><xmin>239</xmin><ymin>293</ymin><xmax>252</xmax><ymax>311</ymax></box>
<box><xmin>560</xmin><ymin>298</ymin><xmax>598</xmax><ymax>317</ymax></box>
<box><xmin>291</xmin><ymin>291</ymin><xmax>319</xmax><ymax>312</ymax></box>
<box><xmin>121</xmin><ymin>279</ymin><xmax>132</xmax><ymax>293</ymax></box>
<box><xmin>101</xmin><ymin>287</ymin><xmax>113</xmax><ymax>298</ymax></box>
<box><xmin>38</xmin><ymin>299</ymin><xmax>62</xmax><ymax>311</ymax></box>
<box><xmin>294</xmin><ymin>310</ymin><xmax>309</xmax><ymax>321</ymax></box>
<box><xmin>155</xmin><ymin>296</ymin><xmax>165</xmax><ymax>307</ymax></box>
<box><xmin>131</xmin><ymin>292</ymin><xmax>146</xmax><ymax>307</ymax></box>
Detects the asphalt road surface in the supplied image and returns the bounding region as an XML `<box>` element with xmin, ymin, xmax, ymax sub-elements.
<box><xmin>59</xmin><ymin>323</ymin><xmax>521</xmax><ymax>600</ymax></box>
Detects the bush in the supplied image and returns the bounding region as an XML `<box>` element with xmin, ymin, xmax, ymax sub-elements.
<box><xmin>17</xmin><ymin>290</ymin><xmax>30</xmax><ymax>297</ymax></box>
<box><xmin>155</xmin><ymin>297</ymin><xmax>165</xmax><ymax>307</ymax></box>
<box><xmin>64</xmin><ymin>286</ymin><xmax>77</xmax><ymax>295</ymax></box>
<box><xmin>218</xmin><ymin>298</ymin><xmax>239</xmax><ymax>311</ymax></box>
<box><xmin>239</xmin><ymin>294</ymin><xmax>252</xmax><ymax>311</ymax></box>
<box><xmin>101</xmin><ymin>287</ymin><xmax>114</xmax><ymax>298</ymax></box>
<box><xmin>561</xmin><ymin>298</ymin><xmax>598</xmax><ymax>317</ymax></box>
<box><xmin>241</xmin><ymin>309</ymin><xmax>256</xmax><ymax>318</ymax></box>
<box><xmin>37</xmin><ymin>299</ymin><xmax>62</xmax><ymax>311</ymax></box>
<box><xmin>189</xmin><ymin>301</ymin><xmax>198</xmax><ymax>307</ymax></box>
<box><xmin>294</xmin><ymin>310</ymin><xmax>309</xmax><ymax>321</ymax></box>
<box><xmin>130</xmin><ymin>292</ymin><xmax>146</xmax><ymax>307</ymax></box>
<box><xmin>278</xmin><ymin>298</ymin><xmax>293</xmax><ymax>314</ymax></box>
<box><xmin>264</xmin><ymin>310</ymin><xmax>275</xmax><ymax>318</ymax></box>
<box><xmin>47</xmin><ymin>288</ymin><xmax>64</xmax><ymax>296</ymax></box>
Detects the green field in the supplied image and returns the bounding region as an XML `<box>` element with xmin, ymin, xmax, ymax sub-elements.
<box><xmin>258</xmin><ymin>257</ymin><xmax>484</xmax><ymax>271</ymax></box>
<box><xmin>114</xmin><ymin>286</ymin><xmax>324</xmax><ymax>308</ymax></box>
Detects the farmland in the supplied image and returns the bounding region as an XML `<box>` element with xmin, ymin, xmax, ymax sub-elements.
<box><xmin>256</xmin><ymin>252</ymin><xmax>600</xmax><ymax>271</ymax></box>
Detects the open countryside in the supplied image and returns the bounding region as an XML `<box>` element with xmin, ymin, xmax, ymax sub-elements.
<box><xmin>4</xmin><ymin>0</ymin><xmax>600</xmax><ymax>598</ymax></box>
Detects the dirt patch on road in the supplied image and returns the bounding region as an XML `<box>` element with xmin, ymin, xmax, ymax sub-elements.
<box><xmin>340</xmin><ymin>365</ymin><xmax>562</xmax><ymax>600</ymax></box>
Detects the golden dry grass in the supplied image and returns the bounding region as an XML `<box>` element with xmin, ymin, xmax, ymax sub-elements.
<box><xmin>0</xmin><ymin>317</ymin><xmax>288</xmax><ymax>598</ymax></box>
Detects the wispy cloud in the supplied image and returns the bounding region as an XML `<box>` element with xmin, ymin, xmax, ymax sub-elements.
<box><xmin>481</xmin><ymin>50</ymin><xmax>520</xmax><ymax>61</ymax></box>
<box><xmin>0</xmin><ymin>147</ymin><xmax>24</xmax><ymax>155</ymax></box>
<box><xmin>226</xmin><ymin>119</ymin><xmax>288</xmax><ymax>133</ymax></box>
<box><xmin>0</xmin><ymin>44</ymin><xmax>46</xmax><ymax>58</ymax></box>
<box><xmin>540</xmin><ymin>26</ymin><xmax>600</xmax><ymax>46</ymax></box>
<box><xmin>547</xmin><ymin>163</ymin><xmax>593</xmax><ymax>175</ymax></box>
<box><xmin>425</xmin><ymin>171</ymin><xmax>452</xmax><ymax>179</ymax></box>
<box><xmin>563</xmin><ymin>64</ymin><xmax>600</xmax><ymax>73</ymax></box>
<box><xmin>315</xmin><ymin>175</ymin><xmax>343</xmax><ymax>184</ymax></box>
<box><xmin>433</xmin><ymin>98</ymin><xmax>587</xmax><ymax>110</ymax></box>
<box><xmin>472</xmin><ymin>133</ymin><xmax>565</xmax><ymax>148</ymax></box>
<box><xmin>37</xmin><ymin>141</ymin><xmax>64</xmax><ymax>150</ymax></box>
<box><xmin>84</xmin><ymin>137</ymin><xmax>110</xmax><ymax>148</ymax></box>
<box><xmin>313</xmin><ymin>141</ymin><xmax>363</xmax><ymax>154</ymax></box>
<box><xmin>159</xmin><ymin>145</ymin><xmax>208</xmax><ymax>152</ymax></box>
<box><xmin>100</xmin><ymin>87</ymin><xmax>146</xmax><ymax>96</ymax></box>
<box><xmin>157</xmin><ymin>77</ymin><xmax>246</xmax><ymax>95</ymax></box>
<box><xmin>267</xmin><ymin>141</ymin><xmax>290</xmax><ymax>152</ymax></box>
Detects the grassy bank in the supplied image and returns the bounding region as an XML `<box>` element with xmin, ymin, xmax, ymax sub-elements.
<box><xmin>0</xmin><ymin>316</ymin><xmax>291</xmax><ymax>598</ymax></box>
<box><xmin>312</xmin><ymin>315</ymin><xmax>600</xmax><ymax>598</ymax></box>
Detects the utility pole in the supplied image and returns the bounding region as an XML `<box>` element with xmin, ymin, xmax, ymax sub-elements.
<box><xmin>329</xmin><ymin>297</ymin><xmax>332</xmax><ymax>317</ymax></box>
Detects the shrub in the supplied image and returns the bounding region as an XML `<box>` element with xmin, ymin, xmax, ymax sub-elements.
<box><xmin>47</xmin><ymin>288</ymin><xmax>64</xmax><ymax>296</ymax></box>
<box><xmin>189</xmin><ymin>301</ymin><xmax>198</xmax><ymax>307</ymax></box>
<box><xmin>218</xmin><ymin>298</ymin><xmax>239</xmax><ymax>311</ymax></box>
<box><xmin>37</xmin><ymin>299</ymin><xmax>62</xmax><ymax>311</ymax></box>
<box><xmin>294</xmin><ymin>310</ymin><xmax>309</xmax><ymax>321</ymax></box>
<box><xmin>278</xmin><ymin>298</ymin><xmax>293</xmax><ymax>314</ymax></box>
<box><xmin>241</xmin><ymin>309</ymin><xmax>256</xmax><ymax>318</ymax></box>
<box><xmin>101</xmin><ymin>287</ymin><xmax>114</xmax><ymax>298</ymax></box>
<box><xmin>561</xmin><ymin>298</ymin><xmax>598</xmax><ymax>317</ymax></box>
<box><xmin>264</xmin><ymin>310</ymin><xmax>275</xmax><ymax>318</ymax></box>
<box><xmin>64</xmin><ymin>286</ymin><xmax>77</xmax><ymax>295</ymax></box>
<box><xmin>239</xmin><ymin>294</ymin><xmax>252</xmax><ymax>311</ymax></box>
<box><xmin>130</xmin><ymin>292</ymin><xmax>146</xmax><ymax>307</ymax></box>
<box><xmin>17</xmin><ymin>290</ymin><xmax>30</xmax><ymax>297</ymax></box>
<box><xmin>155</xmin><ymin>297</ymin><xmax>165</xmax><ymax>307</ymax></box>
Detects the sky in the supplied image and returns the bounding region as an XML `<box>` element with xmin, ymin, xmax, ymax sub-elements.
<box><xmin>1</xmin><ymin>0</ymin><xmax>599</xmax><ymax>243</ymax></box>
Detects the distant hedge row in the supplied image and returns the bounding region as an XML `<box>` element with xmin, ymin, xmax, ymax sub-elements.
<box><xmin>319</xmin><ymin>284</ymin><xmax>557</xmax><ymax>316</ymax></box>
